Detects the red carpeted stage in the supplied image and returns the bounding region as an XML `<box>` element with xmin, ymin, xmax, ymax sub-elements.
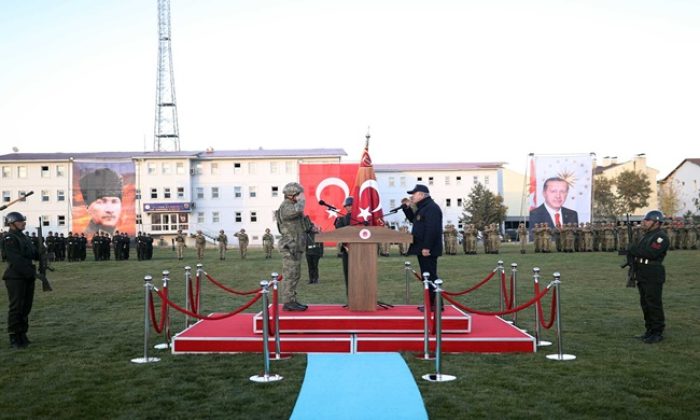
<box><xmin>171</xmin><ymin>304</ymin><xmax>535</xmax><ymax>354</ymax></box>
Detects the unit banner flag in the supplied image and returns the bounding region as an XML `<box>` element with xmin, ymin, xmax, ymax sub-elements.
<box><xmin>350</xmin><ymin>142</ymin><xmax>385</xmax><ymax>227</ymax></box>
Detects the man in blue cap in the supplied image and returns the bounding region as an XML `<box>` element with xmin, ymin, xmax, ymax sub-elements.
<box><xmin>401</xmin><ymin>184</ymin><xmax>443</xmax><ymax>311</ymax></box>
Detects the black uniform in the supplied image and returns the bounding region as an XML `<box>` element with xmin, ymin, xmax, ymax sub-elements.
<box><xmin>334</xmin><ymin>213</ymin><xmax>352</xmax><ymax>295</ymax></box>
<box><xmin>402</xmin><ymin>195</ymin><xmax>443</xmax><ymax>307</ymax></box>
<box><xmin>305</xmin><ymin>226</ymin><xmax>324</xmax><ymax>284</ymax></box>
<box><xmin>629</xmin><ymin>226</ymin><xmax>669</xmax><ymax>340</ymax></box>
<box><xmin>3</xmin><ymin>229</ymin><xmax>38</xmax><ymax>346</ymax></box>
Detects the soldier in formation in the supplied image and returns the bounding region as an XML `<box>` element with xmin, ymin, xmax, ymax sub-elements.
<box><xmin>517</xmin><ymin>223</ymin><xmax>527</xmax><ymax>254</ymax></box>
<box><xmin>234</xmin><ymin>229</ymin><xmax>249</xmax><ymax>259</ymax></box>
<box><xmin>175</xmin><ymin>229</ymin><xmax>186</xmax><ymax>260</ymax></box>
<box><xmin>262</xmin><ymin>228</ymin><xmax>275</xmax><ymax>259</ymax></box>
<box><xmin>194</xmin><ymin>230</ymin><xmax>206</xmax><ymax>260</ymax></box>
<box><xmin>217</xmin><ymin>230</ymin><xmax>228</xmax><ymax>260</ymax></box>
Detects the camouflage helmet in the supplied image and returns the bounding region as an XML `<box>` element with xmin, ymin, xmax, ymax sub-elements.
<box><xmin>4</xmin><ymin>211</ymin><xmax>26</xmax><ymax>226</ymax></box>
<box><xmin>644</xmin><ymin>210</ymin><xmax>664</xmax><ymax>223</ymax></box>
<box><xmin>282</xmin><ymin>182</ymin><xmax>304</xmax><ymax>196</ymax></box>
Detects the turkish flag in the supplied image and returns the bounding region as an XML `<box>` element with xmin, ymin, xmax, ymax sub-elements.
<box><xmin>350</xmin><ymin>145</ymin><xmax>385</xmax><ymax>226</ymax></box>
<box><xmin>299</xmin><ymin>163</ymin><xmax>358</xmax><ymax>232</ymax></box>
<box><xmin>528</xmin><ymin>156</ymin><xmax>537</xmax><ymax>211</ymax></box>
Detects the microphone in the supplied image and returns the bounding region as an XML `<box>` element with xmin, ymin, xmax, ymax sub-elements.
<box><xmin>387</xmin><ymin>204</ymin><xmax>405</xmax><ymax>214</ymax></box>
<box><xmin>23</xmin><ymin>191</ymin><xmax>35</xmax><ymax>197</ymax></box>
<box><xmin>318</xmin><ymin>200</ymin><xmax>337</xmax><ymax>211</ymax></box>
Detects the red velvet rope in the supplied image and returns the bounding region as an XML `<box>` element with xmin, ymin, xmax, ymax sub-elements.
<box><xmin>188</xmin><ymin>273</ymin><xmax>201</xmax><ymax>314</ymax></box>
<box><xmin>153</xmin><ymin>288</ymin><xmax>262</xmax><ymax>321</ymax></box>
<box><xmin>442</xmin><ymin>284</ymin><xmax>551</xmax><ymax>316</ymax></box>
<box><xmin>443</xmin><ymin>270</ymin><xmax>497</xmax><ymax>296</ymax></box>
<box><xmin>148</xmin><ymin>286</ymin><xmax>168</xmax><ymax>334</ymax></box>
<box><xmin>204</xmin><ymin>273</ymin><xmax>259</xmax><ymax>296</ymax></box>
<box><xmin>535</xmin><ymin>282</ymin><xmax>557</xmax><ymax>329</ymax></box>
<box><xmin>500</xmin><ymin>272</ymin><xmax>515</xmax><ymax>310</ymax></box>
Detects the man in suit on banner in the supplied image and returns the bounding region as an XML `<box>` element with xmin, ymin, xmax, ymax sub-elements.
<box><xmin>530</xmin><ymin>177</ymin><xmax>579</xmax><ymax>231</ymax></box>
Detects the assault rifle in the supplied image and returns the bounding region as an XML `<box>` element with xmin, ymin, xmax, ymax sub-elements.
<box><xmin>619</xmin><ymin>213</ymin><xmax>636</xmax><ymax>288</ymax></box>
<box><xmin>36</xmin><ymin>218</ymin><xmax>54</xmax><ymax>292</ymax></box>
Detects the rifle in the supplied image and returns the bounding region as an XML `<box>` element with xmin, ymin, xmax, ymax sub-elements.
<box><xmin>619</xmin><ymin>213</ymin><xmax>636</xmax><ymax>288</ymax></box>
<box><xmin>36</xmin><ymin>218</ymin><xmax>54</xmax><ymax>292</ymax></box>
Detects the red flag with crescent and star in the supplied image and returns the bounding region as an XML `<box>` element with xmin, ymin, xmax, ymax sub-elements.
<box><xmin>299</xmin><ymin>163</ymin><xmax>358</xmax><ymax>232</ymax></box>
<box><xmin>350</xmin><ymin>140</ymin><xmax>385</xmax><ymax>226</ymax></box>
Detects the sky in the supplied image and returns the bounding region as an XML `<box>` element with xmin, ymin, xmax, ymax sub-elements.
<box><xmin>1</xmin><ymin>0</ymin><xmax>699</xmax><ymax>178</ymax></box>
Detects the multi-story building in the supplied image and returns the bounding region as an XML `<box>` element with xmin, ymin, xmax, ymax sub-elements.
<box><xmin>659</xmin><ymin>158</ymin><xmax>700</xmax><ymax>218</ymax></box>
<box><xmin>594</xmin><ymin>154</ymin><xmax>659</xmax><ymax>217</ymax></box>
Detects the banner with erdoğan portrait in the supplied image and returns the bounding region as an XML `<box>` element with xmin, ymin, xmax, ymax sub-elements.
<box><xmin>299</xmin><ymin>163</ymin><xmax>358</xmax><ymax>233</ymax></box>
<box><xmin>71</xmin><ymin>160</ymin><xmax>136</xmax><ymax>239</ymax></box>
<box><xmin>528</xmin><ymin>154</ymin><xmax>593</xmax><ymax>228</ymax></box>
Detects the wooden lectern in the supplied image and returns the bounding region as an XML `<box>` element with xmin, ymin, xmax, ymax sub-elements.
<box><xmin>316</xmin><ymin>226</ymin><xmax>413</xmax><ymax>312</ymax></box>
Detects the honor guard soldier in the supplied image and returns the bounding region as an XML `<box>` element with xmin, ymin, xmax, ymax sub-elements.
<box><xmin>517</xmin><ymin>223</ymin><xmax>528</xmax><ymax>254</ymax></box>
<box><xmin>277</xmin><ymin>182</ymin><xmax>308</xmax><ymax>311</ymax></box>
<box><xmin>629</xmin><ymin>210</ymin><xmax>669</xmax><ymax>344</ymax></box>
<box><xmin>136</xmin><ymin>232</ymin><xmax>145</xmax><ymax>260</ymax></box>
<box><xmin>234</xmin><ymin>229</ymin><xmax>249</xmax><ymax>259</ymax></box>
<box><xmin>194</xmin><ymin>230</ymin><xmax>206</xmax><ymax>260</ymax></box>
<box><xmin>304</xmin><ymin>217</ymin><xmax>323</xmax><ymax>284</ymax></box>
<box><xmin>144</xmin><ymin>233</ymin><xmax>154</xmax><ymax>260</ymax></box>
<box><xmin>217</xmin><ymin>230</ymin><xmax>228</xmax><ymax>260</ymax></box>
<box><xmin>262</xmin><ymin>228</ymin><xmax>275</xmax><ymax>259</ymax></box>
<box><xmin>175</xmin><ymin>229</ymin><xmax>186</xmax><ymax>260</ymax></box>
<box><xmin>2</xmin><ymin>212</ymin><xmax>39</xmax><ymax>348</ymax></box>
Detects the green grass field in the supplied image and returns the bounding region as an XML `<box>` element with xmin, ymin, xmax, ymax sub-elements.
<box><xmin>2</xmin><ymin>244</ymin><xmax>699</xmax><ymax>419</ymax></box>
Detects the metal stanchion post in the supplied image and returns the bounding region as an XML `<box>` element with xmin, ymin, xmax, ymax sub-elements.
<box><xmin>184</xmin><ymin>266</ymin><xmax>191</xmax><ymax>329</ymax></box>
<box><xmin>270</xmin><ymin>272</ymin><xmax>291</xmax><ymax>361</ymax></box>
<box><xmin>416</xmin><ymin>272</ymin><xmax>434</xmax><ymax>360</ymax></box>
<box><xmin>404</xmin><ymin>261</ymin><xmax>411</xmax><ymax>304</ymax></box>
<box><xmin>546</xmin><ymin>272</ymin><xmax>576</xmax><ymax>361</ymax></box>
<box><xmin>509</xmin><ymin>263</ymin><xmax>518</xmax><ymax>326</ymax></box>
<box><xmin>195</xmin><ymin>263</ymin><xmax>203</xmax><ymax>317</ymax></box>
<box><xmin>250</xmin><ymin>281</ymin><xmax>283</xmax><ymax>383</ymax></box>
<box><xmin>154</xmin><ymin>270</ymin><xmax>171</xmax><ymax>350</ymax></box>
<box><xmin>497</xmin><ymin>260</ymin><xmax>504</xmax><ymax>313</ymax></box>
<box><xmin>131</xmin><ymin>275</ymin><xmax>160</xmax><ymax>364</ymax></box>
<box><xmin>532</xmin><ymin>267</ymin><xmax>551</xmax><ymax>348</ymax></box>
<box><xmin>423</xmin><ymin>279</ymin><xmax>456</xmax><ymax>382</ymax></box>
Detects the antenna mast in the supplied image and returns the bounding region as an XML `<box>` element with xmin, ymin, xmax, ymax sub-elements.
<box><xmin>154</xmin><ymin>0</ymin><xmax>181</xmax><ymax>151</ymax></box>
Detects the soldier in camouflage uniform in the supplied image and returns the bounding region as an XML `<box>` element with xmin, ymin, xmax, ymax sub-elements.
<box><xmin>234</xmin><ymin>229</ymin><xmax>249</xmax><ymax>259</ymax></box>
<box><xmin>276</xmin><ymin>182</ymin><xmax>308</xmax><ymax>311</ymax></box>
<box><xmin>687</xmin><ymin>223</ymin><xmax>698</xmax><ymax>249</ymax></box>
<box><xmin>217</xmin><ymin>230</ymin><xmax>228</xmax><ymax>260</ymax></box>
<box><xmin>398</xmin><ymin>225</ymin><xmax>409</xmax><ymax>256</ymax></box>
<box><xmin>194</xmin><ymin>230</ymin><xmax>206</xmax><ymax>260</ymax></box>
<box><xmin>542</xmin><ymin>223</ymin><xmax>552</xmax><ymax>253</ymax></box>
<box><xmin>262</xmin><ymin>228</ymin><xmax>275</xmax><ymax>259</ymax></box>
<box><xmin>617</xmin><ymin>221</ymin><xmax>628</xmax><ymax>253</ymax></box>
<box><xmin>175</xmin><ymin>229</ymin><xmax>186</xmax><ymax>260</ymax></box>
<box><xmin>517</xmin><ymin>223</ymin><xmax>527</xmax><ymax>254</ymax></box>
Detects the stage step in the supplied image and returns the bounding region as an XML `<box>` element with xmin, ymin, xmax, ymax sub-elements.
<box><xmin>252</xmin><ymin>304</ymin><xmax>471</xmax><ymax>334</ymax></box>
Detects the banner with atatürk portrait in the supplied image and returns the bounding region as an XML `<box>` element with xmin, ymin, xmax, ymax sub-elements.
<box><xmin>72</xmin><ymin>160</ymin><xmax>135</xmax><ymax>239</ymax></box>
<box><xmin>528</xmin><ymin>154</ymin><xmax>593</xmax><ymax>228</ymax></box>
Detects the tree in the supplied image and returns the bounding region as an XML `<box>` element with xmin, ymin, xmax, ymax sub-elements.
<box><xmin>658</xmin><ymin>181</ymin><xmax>682</xmax><ymax>218</ymax></box>
<box><xmin>593</xmin><ymin>175</ymin><xmax>617</xmax><ymax>220</ymax></box>
<box><xmin>461</xmin><ymin>183</ymin><xmax>508</xmax><ymax>229</ymax></box>
<box><xmin>615</xmin><ymin>170</ymin><xmax>652</xmax><ymax>214</ymax></box>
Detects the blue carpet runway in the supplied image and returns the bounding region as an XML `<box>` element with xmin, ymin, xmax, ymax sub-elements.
<box><xmin>291</xmin><ymin>353</ymin><xmax>428</xmax><ymax>420</ymax></box>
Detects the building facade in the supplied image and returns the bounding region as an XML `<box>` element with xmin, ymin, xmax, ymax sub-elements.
<box><xmin>659</xmin><ymin>158</ymin><xmax>700</xmax><ymax>218</ymax></box>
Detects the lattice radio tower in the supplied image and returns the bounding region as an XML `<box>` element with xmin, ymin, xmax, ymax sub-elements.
<box><xmin>154</xmin><ymin>0</ymin><xmax>180</xmax><ymax>151</ymax></box>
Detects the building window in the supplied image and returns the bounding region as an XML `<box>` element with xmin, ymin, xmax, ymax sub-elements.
<box><xmin>177</xmin><ymin>187</ymin><xmax>184</xmax><ymax>199</ymax></box>
<box><xmin>150</xmin><ymin>188</ymin><xmax>158</xmax><ymax>199</ymax></box>
<box><xmin>135</xmin><ymin>189</ymin><xmax>141</xmax><ymax>200</ymax></box>
<box><xmin>485</xmin><ymin>176</ymin><xmax>490</xmax><ymax>185</ymax></box>
<box><xmin>147</xmin><ymin>163</ymin><xmax>157</xmax><ymax>175</ymax></box>
<box><xmin>42</xmin><ymin>216</ymin><xmax>50</xmax><ymax>227</ymax></box>
<box><xmin>194</xmin><ymin>163</ymin><xmax>203</xmax><ymax>175</ymax></box>
<box><xmin>248</xmin><ymin>162</ymin><xmax>256</xmax><ymax>175</ymax></box>
<box><xmin>446</xmin><ymin>198</ymin><xmax>451</xmax><ymax>207</ymax></box>
<box><xmin>249</xmin><ymin>186</ymin><xmax>257</xmax><ymax>198</ymax></box>
<box><xmin>473</xmin><ymin>176</ymin><xmax>478</xmax><ymax>184</ymax></box>
<box><xmin>417</xmin><ymin>176</ymin><xmax>423</xmax><ymax>182</ymax></box>
<box><xmin>233</xmin><ymin>162</ymin><xmax>241</xmax><ymax>174</ymax></box>
<box><xmin>428</xmin><ymin>177</ymin><xmax>434</xmax><ymax>185</ymax></box>
<box><xmin>18</xmin><ymin>191</ymin><xmax>27</xmax><ymax>199</ymax></box>
<box><xmin>210</xmin><ymin>162</ymin><xmax>219</xmax><ymax>175</ymax></box>
<box><xmin>57</xmin><ymin>215</ymin><xmax>66</xmax><ymax>226</ymax></box>
<box><xmin>388</xmin><ymin>177</ymin><xmax>395</xmax><ymax>187</ymax></box>
<box><xmin>285</xmin><ymin>161</ymin><xmax>293</xmax><ymax>174</ymax></box>
<box><xmin>2</xmin><ymin>166</ymin><xmax>11</xmax><ymax>178</ymax></box>
<box><xmin>445</xmin><ymin>176</ymin><xmax>450</xmax><ymax>186</ymax></box>
<box><xmin>57</xmin><ymin>190</ymin><xmax>65</xmax><ymax>202</ymax></box>
<box><xmin>211</xmin><ymin>187</ymin><xmax>219</xmax><ymax>199</ymax></box>
<box><xmin>56</xmin><ymin>165</ymin><xmax>66</xmax><ymax>177</ymax></box>
<box><xmin>41</xmin><ymin>166</ymin><xmax>50</xmax><ymax>178</ymax></box>
<box><xmin>250</xmin><ymin>211</ymin><xmax>257</xmax><ymax>222</ymax></box>
<box><xmin>271</xmin><ymin>186</ymin><xmax>279</xmax><ymax>197</ymax></box>
<box><xmin>389</xmin><ymin>199</ymin><xmax>396</xmax><ymax>209</ymax></box>
<box><xmin>196</xmin><ymin>187</ymin><xmax>204</xmax><ymax>199</ymax></box>
<box><xmin>457</xmin><ymin>198</ymin><xmax>463</xmax><ymax>207</ymax></box>
<box><xmin>235</xmin><ymin>212</ymin><xmax>242</xmax><ymax>223</ymax></box>
<box><xmin>41</xmin><ymin>190</ymin><xmax>50</xmax><ymax>202</ymax></box>
<box><xmin>270</xmin><ymin>162</ymin><xmax>278</xmax><ymax>173</ymax></box>
<box><xmin>197</xmin><ymin>212</ymin><xmax>205</xmax><ymax>224</ymax></box>
<box><xmin>212</xmin><ymin>212</ymin><xmax>220</xmax><ymax>223</ymax></box>
<box><xmin>400</xmin><ymin>177</ymin><xmax>406</xmax><ymax>187</ymax></box>
<box><xmin>162</xmin><ymin>163</ymin><xmax>172</xmax><ymax>175</ymax></box>
<box><xmin>456</xmin><ymin>176</ymin><xmax>462</xmax><ymax>185</ymax></box>
<box><xmin>176</xmin><ymin>162</ymin><xmax>185</xmax><ymax>175</ymax></box>
<box><xmin>164</xmin><ymin>188</ymin><xmax>171</xmax><ymax>199</ymax></box>
<box><xmin>234</xmin><ymin>186</ymin><xmax>242</xmax><ymax>198</ymax></box>
<box><xmin>2</xmin><ymin>191</ymin><xmax>10</xmax><ymax>202</ymax></box>
<box><xmin>18</xmin><ymin>166</ymin><xmax>27</xmax><ymax>178</ymax></box>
